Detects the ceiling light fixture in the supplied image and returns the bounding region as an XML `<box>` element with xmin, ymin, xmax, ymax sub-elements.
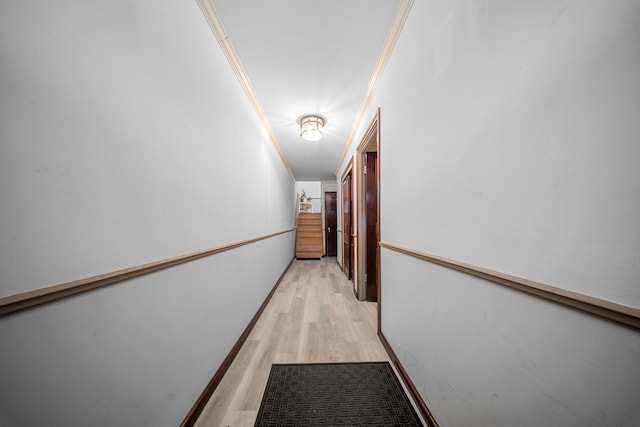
<box><xmin>298</xmin><ymin>114</ymin><xmax>326</xmax><ymax>142</ymax></box>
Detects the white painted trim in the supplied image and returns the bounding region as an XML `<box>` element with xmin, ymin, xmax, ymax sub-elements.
<box><xmin>197</xmin><ymin>0</ymin><xmax>296</xmax><ymax>181</ymax></box>
<box><xmin>334</xmin><ymin>0</ymin><xmax>414</xmax><ymax>176</ymax></box>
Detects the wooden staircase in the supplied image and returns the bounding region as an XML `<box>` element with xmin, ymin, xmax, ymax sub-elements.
<box><xmin>295</xmin><ymin>213</ymin><xmax>323</xmax><ymax>259</ymax></box>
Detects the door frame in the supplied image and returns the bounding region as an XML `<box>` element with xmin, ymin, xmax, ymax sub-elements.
<box><xmin>355</xmin><ymin>109</ymin><xmax>381</xmax><ymax>302</ymax></box>
<box><xmin>324</xmin><ymin>191</ymin><xmax>337</xmax><ymax>256</ymax></box>
<box><xmin>341</xmin><ymin>159</ymin><xmax>354</xmax><ymax>288</ymax></box>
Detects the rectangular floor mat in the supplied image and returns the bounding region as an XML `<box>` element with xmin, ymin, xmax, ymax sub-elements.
<box><xmin>255</xmin><ymin>361</ymin><xmax>422</xmax><ymax>426</ymax></box>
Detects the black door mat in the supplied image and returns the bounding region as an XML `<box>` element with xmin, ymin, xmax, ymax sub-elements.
<box><xmin>254</xmin><ymin>361</ymin><xmax>422</xmax><ymax>426</ymax></box>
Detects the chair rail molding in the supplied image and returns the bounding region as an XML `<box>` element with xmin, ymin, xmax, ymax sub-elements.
<box><xmin>0</xmin><ymin>229</ymin><xmax>295</xmax><ymax>317</ymax></box>
<box><xmin>380</xmin><ymin>241</ymin><xmax>640</xmax><ymax>331</ymax></box>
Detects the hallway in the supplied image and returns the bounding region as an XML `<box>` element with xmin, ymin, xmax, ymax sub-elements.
<box><xmin>2</xmin><ymin>1</ymin><xmax>639</xmax><ymax>425</ymax></box>
<box><xmin>194</xmin><ymin>258</ymin><xmax>396</xmax><ymax>426</ymax></box>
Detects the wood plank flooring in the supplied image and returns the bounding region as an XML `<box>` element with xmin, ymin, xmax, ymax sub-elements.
<box><xmin>194</xmin><ymin>257</ymin><xmax>392</xmax><ymax>426</ymax></box>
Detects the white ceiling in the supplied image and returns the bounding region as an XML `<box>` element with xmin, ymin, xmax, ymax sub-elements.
<box><xmin>205</xmin><ymin>0</ymin><xmax>403</xmax><ymax>181</ymax></box>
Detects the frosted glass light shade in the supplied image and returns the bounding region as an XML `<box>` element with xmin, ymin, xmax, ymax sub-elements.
<box><xmin>299</xmin><ymin>114</ymin><xmax>325</xmax><ymax>141</ymax></box>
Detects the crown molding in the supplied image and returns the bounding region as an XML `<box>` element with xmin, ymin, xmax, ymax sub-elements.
<box><xmin>197</xmin><ymin>0</ymin><xmax>296</xmax><ymax>181</ymax></box>
<box><xmin>335</xmin><ymin>0</ymin><xmax>414</xmax><ymax>176</ymax></box>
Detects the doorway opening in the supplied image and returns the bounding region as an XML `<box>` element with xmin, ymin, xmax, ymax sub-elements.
<box><xmin>356</xmin><ymin>110</ymin><xmax>380</xmax><ymax>303</ymax></box>
<box><xmin>341</xmin><ymin>160</ymin><xmax>354</xmax><ymax>286</ymax></box>
<box><xmin>324</xmin><ymin>192</ymin><xmax>337</xmax><ymax>256</ymax></box>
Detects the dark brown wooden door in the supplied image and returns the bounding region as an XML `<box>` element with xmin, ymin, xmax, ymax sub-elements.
<box><xmin>324</xmin><ymin>192</ymin><xmax>337</xmax><ymax>256</ymax></box>
<box><xmin>342</xmin><ymin>173</ymin><xmax>353</xmax><ymax>279</ymax></box>
<box><xmin>365</xmin><ymin>152</ymin><xmax>379</xmax><ymax>302</ymax></box>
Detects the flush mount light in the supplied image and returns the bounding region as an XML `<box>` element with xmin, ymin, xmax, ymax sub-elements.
<box><xmin>298</xmin><ymin>114</ymin><xmax>326</xmax><ymax>142</ymax></box>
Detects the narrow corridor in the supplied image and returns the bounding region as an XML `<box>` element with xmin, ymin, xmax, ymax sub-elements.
<box><xmin>194</xmin><ymin>258</ymin><xmax>394</xmax><ymax>426</ymax></box>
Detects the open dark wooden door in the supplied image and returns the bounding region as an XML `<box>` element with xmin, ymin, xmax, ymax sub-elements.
<box><xmin>324</xmin><ymin>192</ymin><xmax>337</xmax><ymax>256</ymax></box>
<box><xmin>365</xmin><ymin>152</ymin><xmax>379</xmax><ymax>302</ymax></box>
<box><xmin>342</xmin><ymin>173</ymin><xmax>353</xmax><ymax>280</ymax></box>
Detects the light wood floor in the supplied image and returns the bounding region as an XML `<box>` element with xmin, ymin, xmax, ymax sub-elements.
<box><xmin>194</xmin><ymin>257</ymin><xmax>393</xmax><ymax>427</ymax></box>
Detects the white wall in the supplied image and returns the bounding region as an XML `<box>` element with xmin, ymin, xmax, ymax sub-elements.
<box><xmin>382</xmin><ymin>0</ymin><xmax>640</xmax><ymax>307</ymax></box>
<box><xmin>295</xmin><ymin>181</ymin><xmax>322</xmax><ymax>213</ymax></box>
<box><xmin>0</xmin><ymin>0</ymin><xmax>294</xmax><ymax>425</ymax></box>
<box><xmin>382</xmin><ymin>250</ymin><xmax>640</xmax><ymax>427</ymax></box>
<box><xmin>321</xmin><ymin>181</ymin><xmax>337</xmax><ymax>196</ymax></box>
<box><xmin>0</xmin><ymin>236</ymin><xmax>293</xmax><ymax>427</ymax></box>
<box><xmin>338</xmin><ymin>0</ymin><xmax>640</xmax><ymax>425</ymax></box>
